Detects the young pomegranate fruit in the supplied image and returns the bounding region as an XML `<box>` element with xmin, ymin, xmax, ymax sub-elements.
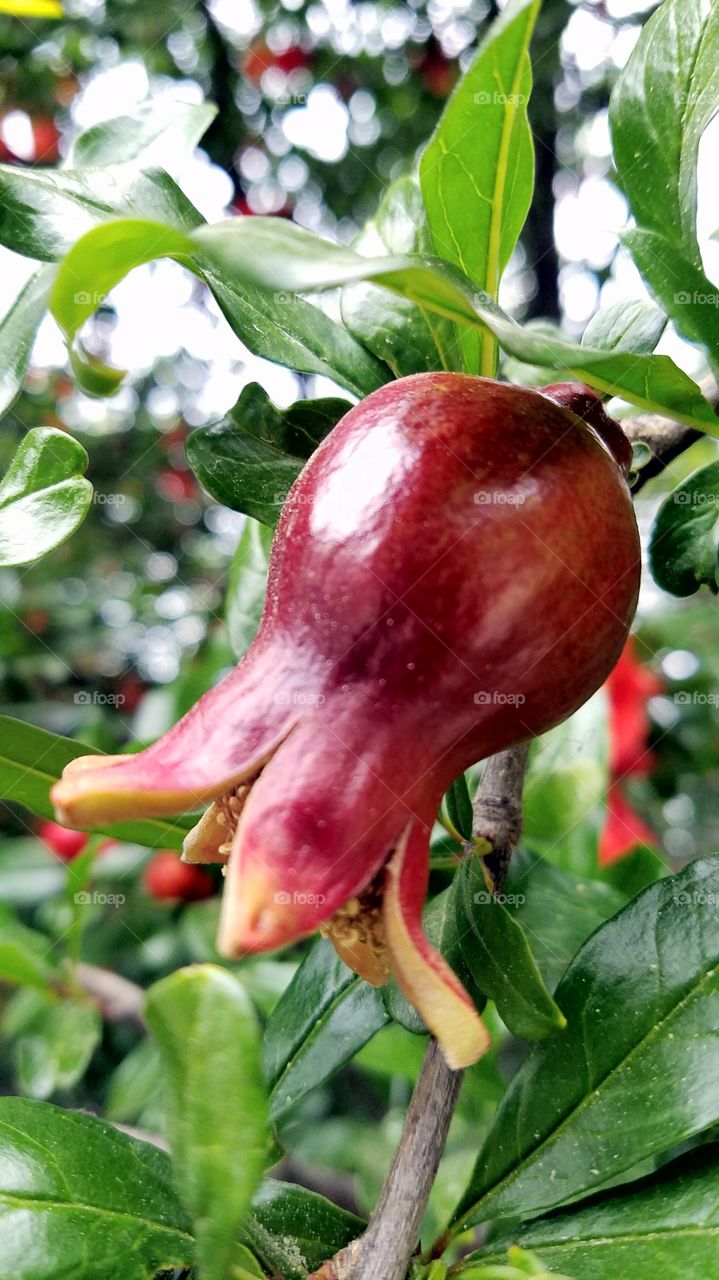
<box><xmin>52</xmin><ymin>374</ymin><xmax>640</xmax><ymax>1068</ymax></box>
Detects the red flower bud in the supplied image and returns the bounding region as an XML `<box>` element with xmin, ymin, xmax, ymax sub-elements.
<box><xmin>52</xmin><ymin>374</ymin><xmax>639</xmax><ymax>1066</ymax></box>
<box><xmin>39</xmin><ymin>820</ymin><xmax>88</xmax><ymax>861</ymax></box>
<box><xmin>143</xmin><ymin>851</ymin><xmax>215</xmax><ymax>902</ymax></box>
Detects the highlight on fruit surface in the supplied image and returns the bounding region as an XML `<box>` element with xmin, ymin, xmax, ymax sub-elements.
<box><xmin>51</xmin><ymin>373</ymin><xmax>640</xmax><ymax>1068</ymax></box>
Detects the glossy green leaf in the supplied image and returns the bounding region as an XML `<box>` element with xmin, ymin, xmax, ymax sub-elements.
<box><xmin>649</xmin><ymin>460</ymin><xmax>719</xmax><ymax>596</ymax></box>
<box><xmin>51</xmin><ymin>215</ymin><xmax>719</xmax><ymax>431</ymax></box>
<box><xmin>146</xmin><ymin>965</ymin><xmax>268</xmax><ymax>1280</ymax></box>
<box><xmin>420</xmin><ymin>0</ymin><xmax>539</xmax><ymax>374</ymax></box>
<box><xmin>454</xmin><ymin>856</ymin><xmax>565</xmax><ymax>1041</ymax></box>
<box><xmin>468</xmin><ymin>1146</ymin><xmax>719</xmax><ymax>1280</ymax></box>
<box><xmin>0</xmin><ymin>427</ymin><xmax>92</xmax><ymax>566</ymax></box>
<box><xmin>0</xmin><ymin>1097</ymin><xmax>194</xmax><ymax>1279</ymax></box>
<box><xmin>4</xmin><ymin>989</ymin><xmax>101</xmax><ymax>1099</ymax></box>
<box><xmin>205</xmin><ymin>268</ymin><xmax>389</xmax><ymax>398</ymax></box>
<box><xmin>444</xmin><ymin>771</ymin><xmax>473</xmax><ymax>840</ymax></box>
<box><xmin>342</xmin><ymin>174</ymin><xmax>461</xmax><ymax>375</ymax></box>
<box><xmin>621</xmin><ymin>229</ymin><xmax>719</xmax><ymax>356</ymax></box>
<box><xmin>0</xmin><ymin>98</ymin><xmax>212</xmax><ymax>419</ymax></box>
<box><xmin>0</xmin><ymin>162</ymin><xmax>204</xmax><ymax>263</ymax></box>
<box><xmin>0</xmin><ymin>266</ymin><xmax>54</xmax><ymax>421</ymax></box>
<box><xmin>0</xmin><ymin>908</ymin><xmax>59</xmax><ymax>990</ymax></box>
<box><xmin>243</xmin><ymin>1179</ymin><xmax>364</xmax><ymax>1279</ymax></box>
<box><xmin>186</xmin><ymin>382</ymin><xmax>347</xmax><ymax>526</ymax></box>
<box><xmin>452</xmin><ymin>857</ymin><xmax>719</xmax><ymax>1231</ymax></box>
<box><xmin>581</xmin><ymin>299</ymin><xmax>666</xmax><ymax>355</ymax></box>
<box><xmin>610</xmin><ymin>0</ymin><xmax>719</xmax><ymax>356</ymax></box>
<box><xmin>0</xmin><ymin>715</ymin><xmax>193</xmax><ymax>849</ymax></box>
<box><xmin>507</xmin><ymin>850</ymin><xmax>627</xmax><ymax>993</ymax></box>
<box><xmin>68</xmin><ymin>98</ymin><xmax>215</xmax><ymax>170</ymax></box>
<box><xmin>263</xmin><ymin>938</ymin><xmax>389</xmax><ymax>1120</ymax></box>
<box><xmin>225</xmin><ymin>518</ymin><xmax>274</xmax><ymax>658</ymax></box>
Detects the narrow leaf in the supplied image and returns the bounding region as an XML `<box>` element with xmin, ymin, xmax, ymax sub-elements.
<box><xmin>263</xmin><ymin>938</ymin><xmax>389</xmax><ymax>1120</ymax></box>
<box><xmin>0</xmin><ymin>715</ymin><xmax>193</xmax><ymax>849</ymax></box>
<box><xmin>187</xmin><ymin>383</ymin><xmax>348</xmax><ymax>525</ymax></box>
<box><xmin>0</xmin><ymin>1098</ymin><xmax>194</xmax><ymax>1279</ymax></box>
<box><xmin>421</xmin><ymin>0</ymin><xmax>539</xmax><ymax>373</ymax></box>
<box><xmin>452</xmin><ymin>857</ymin><xmax>719</xmax><ymax>1230</ymax></box>
<box><xmin>649</xmin><ymin>460</ymin><xmax>719</xmax><ymax>595</ymax></box>
<box><xmin>146</xmin><ymin>965</ymin><xmax>268</xmax><ymax>1280</ymax></box>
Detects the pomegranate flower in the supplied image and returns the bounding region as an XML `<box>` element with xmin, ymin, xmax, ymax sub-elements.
<box><xmin>52</xmin><ymin>375</ymin><xmax>640</xmax><ymax>1068</ymax></box>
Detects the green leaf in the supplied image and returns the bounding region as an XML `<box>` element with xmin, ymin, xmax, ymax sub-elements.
<box><xmin>0</xmin><ymin>266</ymin><xmax>54</xmax><ymax>421</ymax></box>
<box><xmin>68</xmin><ymin>98</ymin><xmax>216</xmax><ymax>170</ymax></box>
<box><xmin>225</xmin><ymin>518</ymin><xmax>274</xmax><ymax>659</ymax></box>
<box><xmin>0</xmin><ymin>1097</ymin><xmax>194</xmax><ymax>1278</ymax></box>
<box><xmin>649</xmin><ymin>460</ymin><xmax>719</xmax><ymax>596</ymax></box>
<box><xmin>263</xmin><ymin>938</ymin><xmax>389</xmax><ymax>1120</ymax></box>
<box><xmin>145</xmin><ymin>965</ymin><xmax>268</xmax><ymax>1280</ymax></box>
<box><xmin>205</xmin><ymin>269</ymin><xmax>390</xmax><ymax>399</ymax></box>
<box><xmin>50</xmin><ymin>215</ymin><xmax>719</xmax><ymax>431</ymax></box>
<box><xmin>468</xmin><ymin>1146</ymin><xmax>719</xmax><ymax>1280</ymax></box>
<box><xmin>451</xmin><ymin>856</ymin><xmax>719</xmax><ymax>1231</ymax></box>
<box><xmin>444</xmin><ymin>772</ymin><xmax>473</xmax><ymax>840</ymax></box>
<box><xmin>611</xmin><ymin>0</ymin><xmax>719</xmax><ymax>260</ymax></box>
<box><xmin>342</xmin><ymin>174</ymin><xmax>461</xmax><ymax>375</ymax></box>
<box><xmin>609</xmin><ymin>0</ymin><xmax>719</xmax><ymax>356</ymax></box>
<box><xmin>186</xmin><ymin>382</ymin><xmax>347</xmax><ymax>526</ymax></box>
<box><xmin>0</xmin><ymin>427</ymin><xmax>92</xmax><ymax>566</ymax></box>
<box><xmin>5</xmin><ymin>990</ymin><xmax>101</xmax><ymax>1099</ymax></box>
<box><xmin>0</xmin><ymin>908</ymin><xmax>60</xmax><ymax>990</ymax></box>
<box><xmin>454</xmin><ymin>856</ymin><xmax>566</xmax><ymax>1041</ymax></box>
<box><xmin>581</xmin><ymin>299</ymin><xmax>667</xmax><ymax>355</ymax></box>
<box><xmin>507</xmin><ymin>850</ymin><xmax>627</xmax><ymax>993</ymax></box>
<box><xmin>243</xmin><ymin>1179</ymin><xmax>364</xmax><ymax>1279</ymax></box>
<box><xmin>622</xmin><ymin>228</ymin><xmax>719</xmax><ymax>356</ymax></box>
<box><xmin>420</xmin><ymin>0</ymin><xmax>539</xmax><ymax>375</ymax></box>
<box><xmin>0</xmin><ymin>715</ymin><xmax>193</xmax><ymax>849</ymax></box>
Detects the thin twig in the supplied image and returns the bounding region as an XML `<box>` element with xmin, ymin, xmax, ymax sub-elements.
<box><xmin>472</xmin><ymin>743</ymin><xmax>531</xmax><ymax>894</ymax></box>
<box><xmin>73</xmin><ymin>963</ymin><xmax>146</xmax><ymax>1028</ymax></box>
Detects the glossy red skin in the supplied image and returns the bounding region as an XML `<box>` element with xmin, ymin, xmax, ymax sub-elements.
<box><xmin>39</xmin><ymin>820</ymin><xmax>87</xmax><ymax>860</ymax></box>
<box><xmin>143</xmin><ymin>851</ymin><xmax>215</xmax><ymax>902</ymax></box>
<box><xmin>54</xmin><ymin>375</ymin><xmax>640</xmax><ymax>945</ymax></box>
